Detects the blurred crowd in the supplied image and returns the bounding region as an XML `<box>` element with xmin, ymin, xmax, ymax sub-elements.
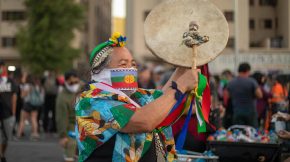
<box><xmin>11</xmin><ymin>70</ymin><xmax>81</xmax><ymax>139</ymax></box>
<box><xmin>210</xmin><ymin>63</ymin><xmax>289</xmax><ymax>131</ymax></box>
<box><xmin>3</xmin><ymin>61</ymin><xmax>290</xmax><ymax>139</ymax></box>
<box><xmin>0</xmin><ymin>60</ymin><xmax>290</xmax><ymax>161</ymax></box>
<box><xmin>138</xmin><ymin>62</ymin><xmax>290</xmax><ymax>131</ymax></box>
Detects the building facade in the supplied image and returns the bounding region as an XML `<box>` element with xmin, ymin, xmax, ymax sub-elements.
<box><xmin>125</xmin><ymin>0</ymin><xmax>290</xmax><ymax>74</ymax></box>
<box><xmin>0</xmin><ymin>0</ymin><xmax>26</xmax><ymax>67</ymax></box>
<box><xmin>0</xmin><ymin>0</ymin><xmax>112</xmax><ymax>75</ymax></box>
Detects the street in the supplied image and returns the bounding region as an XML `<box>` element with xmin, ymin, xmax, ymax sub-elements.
<box><xmin>6</xmin><ymin>135</ymin><xmax>64</xmax><ymax>162</ymax></box>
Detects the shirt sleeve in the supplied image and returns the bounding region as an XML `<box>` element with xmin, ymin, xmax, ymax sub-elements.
<box><xmin>251</xmin><ymin>78</ymin><xmax>259</xmax><ymax>94</ymax></box>
<box><xmin>75</xmin><ymin>97</ymin><xmax>138</xmax><ymax>160</ymax></box>
<box><xmin>56</xmin><ymin>95</ymin><xmax>68</xmax><ymax>138</ymax></box>
<box><xmin>252</xmin><ymin>79</ymin><xmax>259</xmax><ymax>89</ymax></box>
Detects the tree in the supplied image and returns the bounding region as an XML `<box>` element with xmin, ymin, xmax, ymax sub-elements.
<box><xmin>17</xmin><ymin>0</ymin><xmax>84</xmax><ymax>74</ymax></box>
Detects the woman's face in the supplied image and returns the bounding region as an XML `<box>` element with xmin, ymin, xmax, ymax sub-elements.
<box><xmin>107</xmin><ymin>47</ymin><xmax>137</xmax><ymax>69</ymax></box>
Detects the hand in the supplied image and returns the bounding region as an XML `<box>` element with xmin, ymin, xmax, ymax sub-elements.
<box><xmin>219</xmin><ymin>104</ymin><xmax>226</xmax><ymax>118</ymax></box>
<box><xmin>278</xmin><ymin>130</ymin><xmax>290</xmax><ymax>139</ymax></box>
<box><xmin>59</xmin><ymin>137</ymin><xmax>68</xmax><ymax>147</ymax></box>
<box><xmin>176</xmin><ymin>68</ymin><xmax>200</xmax><ymax>92</ymax></box>
<box><xmin>272</xmin><ymin>112</ymin><xmax>290</xmax><ymax>121</ymax></box>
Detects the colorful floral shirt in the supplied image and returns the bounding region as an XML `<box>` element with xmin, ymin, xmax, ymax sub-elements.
<box><xmin>75</xmin><ymin>82</ymin><xmax>177</xmax><ymax>162</ymax></box>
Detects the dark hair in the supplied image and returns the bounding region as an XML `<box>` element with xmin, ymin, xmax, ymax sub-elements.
<box><xmin>238</xmin><ymin>62</ymin><xmax>251</xmax><ymax>73</ymax></box>
<box><xmin>138</xmin><ymin>65</ymin><xmax>149</xmax><ymax>72</ymax></box>
<box><xmin>26</xmin><ymin>74</ymin><xmax>33</xmax><ymax>84</ymax></box>
<box><xmin>252</xmin><ymin>72</ymin><xmax>264</xmax><ymax>85</ymax></box>
<box><xmin>65</xmin><ymin>70</ymin><xmax>78</xmax><ymax>81</ymax></box>
<box><xmin>0</xmin><ymin>60</ymin><xmax>5</xmax><ymax>66</ymax></box>
<box><xmin>222</xmin><ymin>69</ymin><xmax>232</xmax><ymax>76</ymax></box>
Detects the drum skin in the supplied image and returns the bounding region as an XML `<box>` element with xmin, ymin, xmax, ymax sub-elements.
<box><xmin>144</xmin><ymin>0</ymin><xmax>229</xmax><ymax>67</ymax></box>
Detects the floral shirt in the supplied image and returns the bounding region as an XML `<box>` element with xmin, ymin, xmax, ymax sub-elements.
<box><xmin>75</xmin><ymin>83</ymin><xmax>177</xmax><ymax>162</ymax></box>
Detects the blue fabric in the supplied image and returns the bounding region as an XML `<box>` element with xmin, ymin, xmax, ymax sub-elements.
<box><xmin>175</xmin><ymin>99</ymin><xmax>194</xmax><ymax>151</ymax></box>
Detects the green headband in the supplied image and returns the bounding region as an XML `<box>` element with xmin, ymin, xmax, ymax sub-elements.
<box><xmin>89</xmin><ymin>32</ymin><xmax>127</xmax><ymax>67</ymax></box>
<box><xmin>89</xmin><ymin>41</ymin><xmax>113</xmax><ymax>65</ymax></box>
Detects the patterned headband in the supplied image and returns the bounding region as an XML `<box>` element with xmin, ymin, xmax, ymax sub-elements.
<box><xmin>90</xmin><ymin>32</ymin><xmax>127</xmax><ymax>69</ymax></box>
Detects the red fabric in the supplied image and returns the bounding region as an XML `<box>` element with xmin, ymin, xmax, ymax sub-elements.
<box><xmin>172</xmin><ymin>116</ymin><xmax>207</xmax><ymax>142</ymax></box>
<box><xmin>202</xmin><ymin>84</ymin><xmax>210</xmax><ymax>123</ymax></box>
<box><xmin>157</xmin><ymin>64</ymin><xmax>213</xmax><ymax>129</ymax></box>
<box><xmin>157</xmin><ymin>97</ymin><xmax>187</xmax><ymax>127</ymax></box>
<box><xmin>111</xmin><ymin>82</ymin><xmax>138</xmax><ymax>89</ymax></box>
<box><xmin>200</xmin><ymin>65</ymin><xmax>211</xmax><ymax>126</ymax></box>
<box><xmin>0</xmin><ymin>66</ymin><xmax>7</xmax><ymax>77</ymax></box>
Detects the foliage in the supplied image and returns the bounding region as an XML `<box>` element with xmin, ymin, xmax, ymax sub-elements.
<box><xmin>17</xmin><ymin>0</ymin><xmax>84</xmax><ymax>74</ymax></box>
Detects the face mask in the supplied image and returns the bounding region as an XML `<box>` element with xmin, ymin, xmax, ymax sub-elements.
<box><xmin>91</xmin><ymin>68</ymin><xmax>138</xmax><ymax>91</ymax></box>
<box><xmin>65</xmin><ymin>82</ymin><xmax>80</xmax><ymax>93</ymax></box>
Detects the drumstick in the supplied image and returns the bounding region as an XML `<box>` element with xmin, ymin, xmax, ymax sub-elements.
<box><xmin>192</xmin><ymin>45</ymin><xmax>198</xmax><ymax>91</ymax></box>
<box><xmin>189</xmin><ymin>45</ymin><xmax>198</xmax><ymax>97</ymax></box>
<box><xmin>192</xmin><ymin>45</ymin><xmax>197</xmax><ymax>69</ymax></box>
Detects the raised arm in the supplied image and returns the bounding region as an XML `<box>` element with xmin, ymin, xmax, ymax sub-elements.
<box><xmin>121</xmin><ymin>68</ymin><xmax>199</xmax><ymax>133</ymax></box>
<box><xmin>255</xmin><ymin>87</ymin><xmax>263</xmax><ymax>99</ymax></box>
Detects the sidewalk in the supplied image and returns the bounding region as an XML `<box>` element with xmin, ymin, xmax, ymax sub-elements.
<box><xmin>6</xmin><ymin>134</ymin><xmax>64</xmax><ymax>162</ymax></box>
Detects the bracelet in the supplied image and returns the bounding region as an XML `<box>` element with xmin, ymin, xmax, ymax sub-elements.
<box><xmin>170</xmin><ymin>81</ymin><xmax>184</xmax><ymax>100</ymax></box>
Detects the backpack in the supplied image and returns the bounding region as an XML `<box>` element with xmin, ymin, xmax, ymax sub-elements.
<box><xmin>28</xmin><ymin>86</ymin><xmax>44</xmax><ymax>106</ymax></box>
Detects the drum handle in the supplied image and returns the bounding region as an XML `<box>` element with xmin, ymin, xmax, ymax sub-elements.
<box><xmin>192</xmin><ymin>45</ymin><xmax>197</xmax><ymax>69</ymax></box>
<box><xmin>192</xmin><ymin>45</ymin><xmax>198</xmax><ymax>92</ymax></box>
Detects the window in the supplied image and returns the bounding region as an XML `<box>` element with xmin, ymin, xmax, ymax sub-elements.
<box><xmin>2</xmin><ymin>11</ymin><xmax>26</xmax><ymax>21</ymax></box>
<box><xmin>224</xmin><ymin>11</ymin><xmax>234</xmax><ymax>22</ymax></box>
<box><xmin>250</xmin><ymin>19</ymin><xmax>255</xmax><ymax>29</ymax></box>
<box><xmin>259</xmin><ymin>0</ymin><xmax>277</xmax><ymax>6</ymax></box>
<box><xmin>144</xmin><ymin>10</ymin><xmax>150</xmax><ymax>21</ymax></box>
<box><xmin>263</xmin><ymin>19</ymin><xmax>272</xmax><ymax>29</ymax></box>
<box><xmin>1</xmin><ymin>37</ymin><xmax>16</xmax><ymax>48</ymax></box>
<box><xmin>250</xmin><ymin>0</ymin><xmax>255</xmax><ymax>6</ymax></box>
<box><xmin>226</xmin><ymin>37</ymin><xmax>235</xmax><ymax>48</ymax></box>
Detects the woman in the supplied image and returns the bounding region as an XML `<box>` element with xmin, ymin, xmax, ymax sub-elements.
<box><xmin>17</xmin><ymin>75</ymin><xmax>44</xmax><ymax>140</ymax></box>
<box><xmin>252</xmin><ymin>72</ymin><xmax>272</xmax><ymax>127</ymax></box>
<box><xmin>75</xmin><ymin>32</ymin><xmax>199</xmax><ymax>162</ymax></box>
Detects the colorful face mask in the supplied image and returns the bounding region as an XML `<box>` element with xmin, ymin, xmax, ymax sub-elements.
<box><xmin>91</xmin><ymin>68</ymin><xmax>138</xmax><ymax>91</ymax></box>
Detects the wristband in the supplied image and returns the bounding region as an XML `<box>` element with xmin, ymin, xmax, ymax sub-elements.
<box><xmin>170</xmin><ymin>81</ymin><xmax>184</xmax><ymax>100</ymax></box>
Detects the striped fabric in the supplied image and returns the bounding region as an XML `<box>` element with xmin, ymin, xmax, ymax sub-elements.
<box><xmin>110</xmin><ymin>69</ymin><xmax>138</xmax><ymax>90</ymax></box>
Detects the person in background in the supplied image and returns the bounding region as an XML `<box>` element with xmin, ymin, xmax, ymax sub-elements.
<box><xmin>225</xmin><ymin>63</ymin><xmax>263</xmax><ymax>128</ymax></box>
<box><xmin>13</xmin><ymin>73</ymin><xmax>24</xmax><ymax>136</ymax></box>
<box><xmin>56</xmin><ymin>70</ymin><xmax>80</xmax><ymax>162</ymax></box>
<box><xmin>217</xmin><ymin>70</ymin><xmax>233</xmax><ymax>101</ymax></box>
<box><xmin>252</xmin><ymin>72</ymin><xmax>272</xmax><ymax>128</ymax></box>
<box><xmin>152</xmin><ymin>65</ymin><xmax>165</xmax><ymax>89</ymax></box>
<box><xmin>43</xmin><ymin>71</ymin><xmax>58</xmax><ymax>133</ymax></box>
<box><xmin>17</xmin><ymin>75</ymin><xmax>44</xmax><ymax>140</ymax></box>
<box><xmin>209</xmin><ymin>75</ymin><xmax>225</xmax><ymax>129</ymax></box>
<box><xmin>220</xmin><ymin>70</ymin><xmax>234</xmax><ymax>128</ymax></box>
<box><xmin>0</xmin><ymin>61</ymin><xmax>17</xmax><ymax>162</ymax></box>
<box><xmin>137</xmin><ymin>65</ymin><xmax>156</xmax><ymax>89</ymax></box>
<box><xmin>270</xmin><ymin>77</ymin><xmax>288</xmax><ymax>114</ymax></box>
